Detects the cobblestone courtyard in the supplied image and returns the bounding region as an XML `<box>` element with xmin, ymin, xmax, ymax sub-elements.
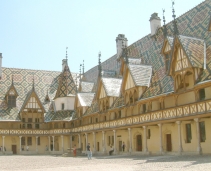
<box><xmin>0</xmin><ymin>155</ymin><xmax>211</xmax><ymax>171</ymax></box>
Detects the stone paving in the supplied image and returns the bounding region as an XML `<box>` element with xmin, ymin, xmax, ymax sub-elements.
<box><xmin>0</xmin><ymin>154</ymin><xmax>211</xmax><ymax>171</ymax></box>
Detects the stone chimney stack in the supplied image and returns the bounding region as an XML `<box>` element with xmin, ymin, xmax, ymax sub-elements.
<box><xmin>116</xmin><ymin>34</ymin><xmax>128</xmax><ymax>59</ymax></box>
<box><xmin>149</xmin><ymin>13</ymin><xmax>161</xmax><ymax>36</ymax></box>
<box><xmin>62</xmin><ymin>59</ymin><xmax>68</xmax><ymax>71</ymax></box>
<box><xmin>0</xmin><ymin>53</ymin><xmax>2</xmax><ymax>79</ymax></box>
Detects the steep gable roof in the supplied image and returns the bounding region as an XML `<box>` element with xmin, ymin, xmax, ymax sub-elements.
<box><xmin>77</xmin><ymin>93</ymin><xmax>95</xmax><ymax>106</ymax></box>
<box><xmin>80</xmin><ymin>81</ymin><xmax>94</xmax><ymax>93</ymax></box>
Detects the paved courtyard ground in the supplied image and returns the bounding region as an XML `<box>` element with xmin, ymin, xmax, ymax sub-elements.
<box><xmin>0</xmin><ymin>154</ymin><xmax>211</xmax><ymax>171</ymax></box>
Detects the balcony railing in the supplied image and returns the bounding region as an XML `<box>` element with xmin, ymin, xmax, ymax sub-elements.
<box><xmin>0</xmin><ymin>99</ymin><xmax>211</xmax><ymax>135</ymax></box>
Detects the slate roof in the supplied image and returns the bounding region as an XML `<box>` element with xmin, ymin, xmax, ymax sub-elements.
<box><xmin>128</xmin><ymin>58</ymin><xmax>142</xmax><ymax>65</ymax></box>
<box><xmin>78</xmin><ymin>93</ymin><xmax>95</xmax><ymax>107</ymax></box>
<box><xmin>83</xmin><ymin>100</ymin><xmax>99</xmax><ymax>116</ymax></box>
<box><xmin>101</xmin><ymin>77</ymin><xmax>122</xmax><ymax>97</ymax></box>
<box><xmin>128</xmin><ymin>64</ymin><xmax>152</xmax><ymax>87</ymax></box>
<box><xmin>45</xmin><ymin>110</ymin><xmax>74</xmax><ymax>122</ymax></box>
<box><xmin>80</xmin><ymin>81</ymin><xmax>94</xmax><ymax>92</ymax></box>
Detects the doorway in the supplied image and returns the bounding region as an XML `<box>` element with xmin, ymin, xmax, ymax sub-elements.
<box><xmin>166</xmin><ymin>134</ymin><xmax>172</xmax><ymax>151</ymax></box>
<box><xmin>119</xmin><ymin>141</ymin><xmax>122</xmax><ymax>152</ymax></box>
<box><xmin>12</xmin><ymin>145</ymin><xmax>17</xmax><ymax>154</ymax></box>
<box><xmin>136</xmin><ymin>135</ymin><xmax>142</xmax><ymax>151</ymax></box>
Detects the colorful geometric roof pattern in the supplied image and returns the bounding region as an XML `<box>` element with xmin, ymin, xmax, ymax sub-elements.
<box><xmin>55</xmin><ymin>65</ymin><xmax>77</xmax><ymax>98</ymax></box>
<box><xmin>0</xmin><ymin>67</ymin><xmax>78</xmax><ymax>121</ymax></box>
<box><xmin>101</xmin><ymin>77</ymin><xmax>122</xmax><ymax>97</ymax></box>
<box><xmin>177</xmin><ymin>35</ymin><xmax>204</xmax><ymax>68</ymax></box>
<box><xmin>77</xmin><ymin>93</ymin><xmax>95</xmax><ymax>107</ymax></box>
<box><xmin>83</xmin><ymin>100</ymin><xmax>99</xmax><ymax>116</ymax></box>
<box><xmin>128</xmin><ymin>58</ymin><xmax>142</xmax><ymax>65</ymax></box>
<box><xmin>128</xmin><ymin>64</ymin><xmax>152</xmax><ymax>87</ymax></box>
<box><xmin>45</xmin><ymin>110</ymin><xmax>74</xmax><ymax>122</ymax></box>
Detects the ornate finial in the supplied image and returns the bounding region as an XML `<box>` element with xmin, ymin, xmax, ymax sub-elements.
<box><xmin>172</xmin><ymin>0</ymin><xmax>179</xmax><ymax>35</ymax></box>
<box><xmin>162</xmin><ymin>9</ymin><xmax>167</xmax><ymax>37</ymax></box>
<box><xmin>32</xmin><ymin>74</ymin><xmax>35</xmax><ymax>90</ymax></box>
<box><xmin>66</xmin><ymin>47</ymin><xmax>68</xmax><ymax>60</ymax></box>
<box><xmin>82</xmin><ymin>60</ymin><xmax>84</xmax><ymax>75</ymax></box>
<box><xmin>98</xmin><ymin>51</ymin><xmax>102</xmax><ymax>77</ymax></box>
<box><xmin>79</xmin><ymin>64</ymin><xmax>82</xmax><ymax>82</ymax></box>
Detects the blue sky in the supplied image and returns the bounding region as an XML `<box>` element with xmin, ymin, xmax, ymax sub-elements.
<box><xmin>0</xmin><ymin>0</ymin><xmax>203</xmax><ymax>73</ymax></box>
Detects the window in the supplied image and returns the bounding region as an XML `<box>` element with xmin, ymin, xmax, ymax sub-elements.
<box><xmin>199</xmin><ymin>121</ymin><xmax>206</xmax><ymax>142</ymax></box>
<box><xmin>147</xmin><ymin>129</ymin><xmax>151</xmax><ymax>139</ymax></box>
<box><xmin>143</xmin><ymin>104</ymin><xmax>146</xmax><ymax>113</ymax></box>
<box><xmin>27</xmin><ymin>118</ymin><xmax>32</xmax><ymax>129</ymax></box>
<box><xmin>25</xmin><ymin>97</ymin><xmax>39</xmax><ymax>109</ymax></box>
<box><xmin>27</xmin><ymin>137</ymin><xmax>32</xmax><ymax>145</ymax></box>
<box><xmin>63</xmin><ymin>123</ymin><xmax>65</xmax><ymax>128</ymax></box>
<box><xmin>95</xmin><ymin>118</ymin><xmax>98</xmax><ymax>123</ymax></box>
<box><xmin>199</xmin><ymin>89</ymin><xmax>205</xmax><ymax>101</ymax></box>
<box><xmin>186</xmin><ymin>123</ymin><xmax>192</xmax><ymax>143</ymax></box>
<box><xmin>104</xmin><ymin>116</ymin><xmax>106</xmax><ymax>121</ymax></box>
<box><xmin>21</xmin><ymin>137</ymin><xmax>25</xmax><ymax>145</ymax></box>
<box><xmin>8</xmin><ymin>95</ymin><xmax>16</xmax><ymax>107</ymax></box>
<box><xmin>37</xmin><ymin>137</ymin><xmax>40</xmax><ymax>145</ymax></box>
<box><xmin>61</xmin><ymin>103</ymin><xmax>65</xmax><ymax>110</ymax></box>
<box><xmin>35</xmin><ymin>118</ymin><xmax>39</xmax><ymax>129</ymax></box>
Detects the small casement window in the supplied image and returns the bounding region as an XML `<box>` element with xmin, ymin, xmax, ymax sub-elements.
<box><xmin>21</xmin><ymin>137</ymin><xmax>26</xmax><ymax>145</ymax></box>
<box><xmin>186</xmin><ymin>123</ymin><xmax>192</xmax><ymax>143</ymax></box>
<box><xmin>8</xmin><ymin>95</ymin><xmax>16</xmax><ymax>107</ymax></box>
<box><xmin>199</xmin><ymin>89</ymin><xmax>205</xmax><ymax>101</ymax></box>
<box><xmin>37</xmin><ymin>137</ymin><xmax>40</xmax><ymax>145</ymax></box>
<box><xmin>27</xmin><ymin>137</ymin><xmax>32</xmax><ymax>145</ymax></box>
<box><xmin>199</xmin><ymin>121</ymin><xmax>206</xmax><ymax>142</ymax></box>
<box><xmin>61</xmin><ymin>103</ymin><xmax>65</xmax><ymax>110</ymax></box>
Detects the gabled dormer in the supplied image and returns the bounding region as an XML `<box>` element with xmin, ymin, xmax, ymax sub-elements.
<box><xmin>161</xmin><ymin>36</ymin><xmax>174</xmax><ymax>73</ymax></box>
<box><xmin>5</xmin><ymin>76</ymin><xmax>18</xmax><ymax>108</ymax></box>
<box><xmin>121</xmin><ymin>58</ymin><xmax>152</xmax><ymax>105</ymax></box>
<box><xmin>96</xmin><ymin>77</ymin><xmax>122</xmax><ymax>112</ymax></box>
<box><xmin>169</xmin><ymin>35</ymin><xmax>205</xmax><ymax>92</ymax></box>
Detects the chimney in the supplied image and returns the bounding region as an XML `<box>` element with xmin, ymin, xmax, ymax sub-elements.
<box><xmin>149</xmin><ymin>13</ymin><xmax>161</xmax><ymax>36</ymax></box>
<box><xmin>62</xmin><ymin>59</ymin><xmax>68</xmax><ymax>71</ymax></box>
<box><xmin>0</xmin><ymin>53</ymin><xmax>2</xmax><ymax>79</ymax></box>
<box><xmin>116</xmin><ymin>34</ymin><xmax>128</xmax><ymax>59</ymax></box>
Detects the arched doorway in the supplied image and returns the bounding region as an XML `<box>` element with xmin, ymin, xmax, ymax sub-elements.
<box><xmin>136</xmin><ymin>135</ymin><xmax>142</xmax><ymax>151</ymax></box>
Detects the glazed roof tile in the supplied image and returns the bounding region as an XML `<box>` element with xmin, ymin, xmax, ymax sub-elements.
<box><xmin>101</xmin><ymin>77</ymin><xmax>122</xmax><ymax>97</ymax></box>
<box><xmin>78</xmin><ymin>93</ymin><xmax>95</xmax><ymax>107</ymax></box>
<box><xmin>80</xmin><ymin>81</ymin><xmax>94</xmax><ymax>92</ymax></box>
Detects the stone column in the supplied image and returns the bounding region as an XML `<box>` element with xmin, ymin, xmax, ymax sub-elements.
<box><xmin>85</xmin><ymin>133</ymin><xmax>88</xmax><ymax>151</ymax></box>
<box><xmin>52</xmin><ymin>136</ymin><xmax>55</xmax><ymax>151</ymax></box>
<box><xmin>113</xmin><ymin>130</ymin><xmax>116</xmax><ymax>154</ymax></box>
<box><xmin>194</xmin><ymin>118</ymin><xmax>202</xmax><ymax>154</ymax></box>
<box><xmin>176</xmin><ymin>121</ymin><xmax>183</xmax><ymax>154</ymax></box>
<box><xmin>48</xmin><ymin>136</ymin><xmax>51</xmax><ymax>151</ymax></box>
<box><xmin>78</xmin><ymin>134</ymin><xmax>81</xmax><ymax>148</ymax></box>
<box><xmin>128</xmin><ymin>128</ymin><xmax>132</xmax><ymax>153</ymax></box>
<box><xmin>36</xmin><ymin>136</ymin><xmax>38</xmax><ymax>153</ymax></box>
<box><xmin>2</xmin><ymin>136</ymin><xmax>5</xmax><ymax>152</ymax></box>
<box><xmin>157</xmin><ymin>124</ymin><xmax>163</xmax><ymax>153</ymax></box>
<box><xmin>61</xmin><ymin>135</ymin><xmax>64</xmax><ymax>153</ymax></box>
<box><xmin>142</xmin><ymin>126</ymin><xmax>148</xmax><ymax>152</ymax></box>
<box><xmin>102</xmin><ymin>131</ymin><xmax>105</xmax><ymax>153</ymax></box>
<box><xmin>19</xmin><ymin>136</ymin><xmax>22</xmax><ymax>152</ymax></box>
<box><xmin>70</xmin><ymin>135</ymin><xmax>72</xmax><ymax>148</ymax></box>
<box><xmin>92</xmin><ymin>132</ymin><xmax>96</xmax><ymax>153</ymax></box>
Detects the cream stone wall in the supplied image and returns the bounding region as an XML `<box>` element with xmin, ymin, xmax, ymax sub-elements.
<box><xmin>177</xmin><ymin>91</ymin><xmax>195</xmax><ymax>105</ymax></box>
<box><xmin>54</xmin><ymin>96</ymin><xmax>75</xmax><ymax>111</ymax></box>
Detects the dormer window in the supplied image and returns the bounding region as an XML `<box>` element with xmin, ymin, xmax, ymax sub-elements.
<box><xmin>8</xmin><ymin>90</ymin><xmax>16</xmax><ymax>107</ymax></box>
<box><xmin>61</xmin><ymin>103</ymin><xmax>65</xmax><ymax>110</ymax></box>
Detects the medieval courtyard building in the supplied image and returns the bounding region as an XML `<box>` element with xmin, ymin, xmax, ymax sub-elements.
<box><xmin>1</xmin><ymin>0</ymin><xmax>211</xmax><ymax>155</ymax></box>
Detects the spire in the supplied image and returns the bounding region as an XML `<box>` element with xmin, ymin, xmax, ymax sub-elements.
<box><xmin>172</xmin><ymin>0</ymin><xmax>179</xmax><ymax>35</ymax></box>
<box><xmin>83</xmin><ymin>60</ymin><xmax>84</xmax><ymax>75</ymax></box>
<box><xmin>79</xmin><ymin>64</ymin><xmax>82</xmax><ymax>82</ymax></box>
<box><xmin>162</xmin><ymin>9</ymin><xmax>168</xmax><ymax>38</ymax></box>
<box><xmin>32</xmin><ymin>74</ymin><xmax>35</xmax><ymax>90</ymax></box>
<box><xmin>66</xmin><ymin>47</ymin><xmax>68</xmax><ymax>61</ymax></box>
<box><xmin>98</xmin><ymin>51</ymin><xmax>102</xmax><ymax>77</ymax></box>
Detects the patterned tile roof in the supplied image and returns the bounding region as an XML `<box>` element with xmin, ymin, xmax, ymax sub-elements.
<box><xmin>101</xmin><ymin>77</ymin><xmax>122</xmax><ymax>97</ymax></box>
<box><xmin>77</xmin><ymin>93</ymin><xmax>95</xmax><ymax>107</ymax></box>
<box><xmin>128</xmin><ymin>58</ymin><xmax>142</xmax><ymax>65</ymax></box>
<box><xmin>128</xmin><ymin>64</ymin><xmax>152</xmax><ymax>87</ymax></box>
<box><xmin>167</xmin><ymin>36</ymin><xmax>174</xmax><ymax>47</ymax></box>
<box><xmin>54</xmin><ymin>65</ymin><xmax>77</xmax><ymax>98</ymax></box>
<box><xmin>111</xmin><ymin>96</ymin><xmax>125</xmax><ymax>109</ymax></box>
<box><xmin>177</xmin><ymin>35</ymin><xmax>204</xmax><ymax>68</ymax></box>
<box><xmin>0</xmin><ymin>67</ymin><xmax>78</xmax><ymax>121</ymax></box>
<box><xmin>45</xmin><ymin>110</ymin><xmax>74</xmax><ymax>122</ymax></box>
<box><xmin>80</xmin><ymin>81</ymin><xmax>94</xmax><ymax>92</ymax></box>
<box><xmin>83</xmin><ymin>100</ymin><xmax>99</xmax><ymax>116</ymax></box>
